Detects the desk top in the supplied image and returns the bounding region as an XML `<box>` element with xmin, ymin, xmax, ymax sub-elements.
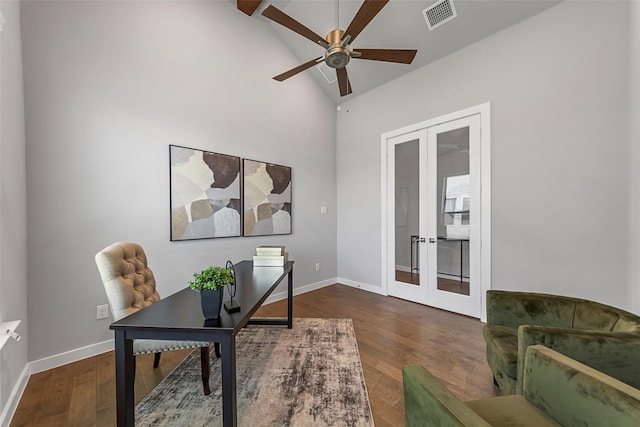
<box><xmin>110</xmin><ymin>260</ymin><xmax>293</xmax><ymax>335</ymax></box>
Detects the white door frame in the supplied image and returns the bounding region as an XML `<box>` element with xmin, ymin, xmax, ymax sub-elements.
<box><xmin>380</xmin><ymin>103</ymin><xmax>491</xmax><ymax>321</ymax></box>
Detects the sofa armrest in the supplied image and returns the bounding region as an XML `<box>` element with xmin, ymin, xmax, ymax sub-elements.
<box><xmin>402</xmin><ymin>365</ymin><xmax>491</xmax><ymax>427</ymax></box>
<box><xmin>523</xmin><ymin>345</ymin><xmax>640</xmax><ymax>426</ymax></box>
<box><xmin>516</xmin><ymin>325</ymin><xmax>640</xmax><ymax>393</ymax></box>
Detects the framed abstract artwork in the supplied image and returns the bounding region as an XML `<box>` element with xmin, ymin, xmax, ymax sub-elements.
<box><xmin>243</xmin><ymin>159</ymin><xmax>292</xmax><ymax>236</ymax></box>
<box><xmin>170</xmin><ymin>145</ymin><xmax>241</xmax><ymax>240</ymax></box>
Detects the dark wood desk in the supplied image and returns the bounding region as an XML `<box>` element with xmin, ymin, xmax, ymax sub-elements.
<box><xmin>110</xmin><ymin>260</ymin><xmax>294</xmax><ymax>427</ymax></box>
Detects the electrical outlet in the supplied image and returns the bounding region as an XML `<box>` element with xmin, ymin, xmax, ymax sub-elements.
<box><xmin>315</xmin><ymin>263</ymin><xmax>321</xmax><ymax>272</ymax></box>
<box><xmin>96</xmin><ymin>304</ymin><xmax>109</xmax><ymax>320</ymax></box>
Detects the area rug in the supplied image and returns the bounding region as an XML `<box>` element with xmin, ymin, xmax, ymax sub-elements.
<box><xmin>135</xmin><ymin>318</ymin><xmax>374</xmax><ymax>426</ymax></box>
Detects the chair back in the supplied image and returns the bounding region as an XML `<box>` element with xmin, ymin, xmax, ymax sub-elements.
<box><xmin>95</xmin><ymin>242</ymin><xmax>161</xmax><ymax>321</ymax></box>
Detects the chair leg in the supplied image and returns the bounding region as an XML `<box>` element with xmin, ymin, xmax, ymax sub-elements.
<box><xmin>214</xmin><ymin>342</ymin><xmax>221</xmax><ymax>358</ymax></box>
<box><xmin>153</xmin><ymin>352</ymin><xmax>161</xmax><ymax>368</ymax></box>
<box><xmin>201</xmin><ymin>346</ymin><xmax>211</xmax><ymax>395</ymax></box>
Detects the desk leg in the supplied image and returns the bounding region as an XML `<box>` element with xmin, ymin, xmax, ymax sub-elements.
<box><xmin>287</xmin><ymin>269</ymin><xmax>293</xmax><ymax>329</ymax></box>
<box><xmin>221</xmin><ymin>334</ymin><xmax>237</xmax><ymax>427</ymax></box>
<box><xmin>114</xmin><ymin>330</ymin><xmax>135</xmax><ymax>427</ymax></box>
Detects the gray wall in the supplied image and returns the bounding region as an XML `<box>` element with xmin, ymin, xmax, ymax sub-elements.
<box><xmin>337</xmin><ymin>1</ymin><xmax>633</xmax><ymax>309</ymax></box>
<box><xmin>630</xmin><ymin>2</ymin><xmax>640</xmax><ymax>314</ymax></box>
<box><xmin>0</xmin><ymin>0</ymin><xmax>28</xmax><ymax>414</ymax></box>
<box><xmin>21</xmin><ymin>1</ymin><xmax>337</xmax><ymax>362</ymax></box>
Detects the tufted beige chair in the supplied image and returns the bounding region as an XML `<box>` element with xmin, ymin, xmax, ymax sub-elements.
<box><xmin>95</xmin><ymin>241</ymin><xmax>218</xmax><ymax>395</ymax></box>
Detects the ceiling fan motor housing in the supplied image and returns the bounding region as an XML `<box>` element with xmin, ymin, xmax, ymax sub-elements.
<box><xmin>325</xmin><ymin>29</ymin><xmax>350</xmax><ymax>69</ymax></box>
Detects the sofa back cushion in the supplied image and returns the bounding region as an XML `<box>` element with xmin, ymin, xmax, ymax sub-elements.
<box><xmin>573</xmin><ymin>302</ymin><xmax>621</xmax><ymax>331</ymax></box>
<box><xmin>487</xmin><ymin>291</ymin><xmax>574</xmax><ymax>328</ymax></box>
<box><xmin>613</xmin><ymin>315</ymin><xmax>640</xmax><ymax>333</ymax></box>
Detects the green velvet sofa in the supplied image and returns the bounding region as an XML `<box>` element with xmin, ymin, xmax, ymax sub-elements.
<box><xmin>483</xmin><ymin>290</ymin><xmax>640</xmax><ymax>395</ymax></box>
<box><xmin>403</xmin><ymin>344</ymin><xmax>640</xmax><ymax>426</ymax></box>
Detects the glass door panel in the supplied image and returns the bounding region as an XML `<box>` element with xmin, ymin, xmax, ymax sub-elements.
<box><xmin>394</xmin><ymin>139</ymin><xmax>420</xmax><ymax>285</ymax></box>
<box><xmin>436</xmin><ymin>127</ymin><xmax>470</xmax><ymax>296</ymax></box>
<box><xmin>388</xmin><ymin>130</ymin><xmax>429</xmax><ymax>305</ymax></box>
<box><xmin>425</xmin><ymin>114</ymin><xmax>481</xmax><ymax>317</ymax></box>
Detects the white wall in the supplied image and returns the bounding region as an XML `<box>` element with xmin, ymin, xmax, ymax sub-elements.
<box><xmin>337</xmin><ymin>1</ymin><xmax>632</xmax><ymax>309</ymax></box>
<box><xmin>0</xmin><ymin>0</ymin><xmax>28</xmax><ymax>417</ymax></box>
<box><xmin>20</xmin><ymin>1</ymin><xmax>337</xmax><ymax>362</ymax></box>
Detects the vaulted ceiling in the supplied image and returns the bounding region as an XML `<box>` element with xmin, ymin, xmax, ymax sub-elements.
<box><xmin>236</xmin><ymin>0</ymin><xmax>561</xmax><ymax>105</ymax></box>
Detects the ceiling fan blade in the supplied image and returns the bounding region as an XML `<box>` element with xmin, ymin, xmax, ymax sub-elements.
<box><xmin>336</xmin><ymin>67</ymin><xmax>352</xmax><ymax>97</ymax></box>
<box><xmin>274</xmin><ymin>57</ymin><xmax>324</xmax><ymax>82</ymax></box>
<box><xmin>262</xmin><ymin>5</ymin><xmax>327</xmax><ymax>47</ymax></box>
<box><xmin>237</xmin><ymin>0</ymin><xmax>263</xmax><ymax>16</ymax></box>
<box><xmin>344</xmin><ymin>0</ymin><xmax>389</xmax><ymax>44</ymax></box>
<box><xmin>352</xmin><ymin>48</ymin><xmax>417</xmax><ymax>64</ymax></box>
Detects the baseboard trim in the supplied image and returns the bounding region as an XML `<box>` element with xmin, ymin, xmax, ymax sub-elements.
<box><xmin>437</xmin><ymin>273</ymin><xmax>470</xmax><ymax>283</ymax></box>
<box><xmin>263</xmin><ymin>278</ymin><xmax>335</xmax><ymax>305</ymax></box>
<box><xmin>0</xmin><ymin>364</ymin><xmax>30</xmax><ymax>427</ymax></box>
<box><xmin>395</xmin><ymin>265</ymin><xmax>411</xmax><ymax>273</ymax></box>
<box><xmin>29</xmin><ymin>279</ymin><xmax>338</xmax><ymax>375</ymax></box>
<box><xmin>337</xmin><ymin>278</ymin><xmax>387</xmax><ymax>296</ymax></box>
<box><xmin>1</xmin><ymin>340</ymin><xmax>115</xmax><ymax>426</ymax></box>
<box><xmin>29</xmin><ymin>339</ymin><xmax>115</xmax><ymax>376</ymax></box>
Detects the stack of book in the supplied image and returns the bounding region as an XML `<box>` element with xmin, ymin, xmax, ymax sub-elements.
<box><xmin>253</xmin><ymin>245</ymin><xmax>288</xmax><ymax>267</ymax></box>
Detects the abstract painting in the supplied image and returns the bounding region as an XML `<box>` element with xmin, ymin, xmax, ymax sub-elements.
<box><xmin>243</xmin><ymin>159</ymin><xmax>292</xmax><ymax>236</ymax></box>
<box><xmin>170</xmin><ymin>145</ymin><xmax>241</xmax><ymax>240</ymax></box>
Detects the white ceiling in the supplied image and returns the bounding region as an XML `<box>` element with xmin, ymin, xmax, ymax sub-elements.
<box><xmin>248</xmin><ymin>0</ymin><xmax>561</xmax><ymax>105</ymax></box>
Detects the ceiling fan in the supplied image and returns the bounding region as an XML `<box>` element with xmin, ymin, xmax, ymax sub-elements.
<box><xmin>237</xmin><ymin>0</ymin><xmax>263</xmax><ymax>16</ymax></box>
<box><xmin>261</xmin><ymin>0</ymin><xmax>417</xmax><ymax>97</ymax></box>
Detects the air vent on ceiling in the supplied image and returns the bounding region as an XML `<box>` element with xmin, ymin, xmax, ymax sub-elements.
<box><xmin>317</xmin><ymin>62</ymin><xmax>337</xmax><ymax>84</ymax></box>
<box><xmin>423</xmin><ymin>0</ymin><xmax>457</xmax><ymax>31</ymax></box>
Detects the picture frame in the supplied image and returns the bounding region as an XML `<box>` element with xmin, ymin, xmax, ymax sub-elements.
<box><xmin>243</xmin><ymin>159</ymin><xmax>292</xmax><ymax>236</ymax></box>
<box><xmin>170</xmin><ymin>145</ymin><xmax>241</xmax><ymax>240</ymax></box>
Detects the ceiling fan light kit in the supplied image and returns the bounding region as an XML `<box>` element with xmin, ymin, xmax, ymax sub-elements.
<box><xmin>261</xmin><ymin>0</ymin><xmax>418</xmax><ymax>97</ymax></box>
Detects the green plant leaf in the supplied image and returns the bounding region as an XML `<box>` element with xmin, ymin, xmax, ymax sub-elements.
<box><xmin>188</xmin><ymin>266</ymin><xmax>233</xmax><ymax>291</ymax></box>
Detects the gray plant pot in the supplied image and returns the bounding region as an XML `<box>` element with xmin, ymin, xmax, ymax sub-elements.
<box><xmin>200</xmin><ymin>288</ymin><xmax>224</xmax><ymax>320</ymax></box>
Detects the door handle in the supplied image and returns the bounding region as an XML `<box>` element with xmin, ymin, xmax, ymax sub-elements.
<box><xmin>418</xmin><ymin>237</ymin><xmax>426</xmax><ymax>243</ymax></box>
<box><xmin>429</xmin><ymin>238</ymin><xmax>437</xmax><ymax>244</ymax></box>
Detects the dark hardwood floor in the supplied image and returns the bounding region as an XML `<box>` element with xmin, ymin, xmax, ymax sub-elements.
<box><xmin>10</xmin><ymin>284</ymin><xmax>498</xmax><ymax>427</ymax></box>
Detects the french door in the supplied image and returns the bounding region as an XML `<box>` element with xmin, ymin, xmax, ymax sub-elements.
<box><xmin>384</xmin><ymin>106</ymin><xmax>489</xmax><ymax>318</ymax></box>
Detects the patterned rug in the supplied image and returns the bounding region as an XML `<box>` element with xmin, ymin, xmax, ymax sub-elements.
<box><xmin>135</xmin><ymin>318</ymin><xmax>374</xmax><ymax>426</ymax></box>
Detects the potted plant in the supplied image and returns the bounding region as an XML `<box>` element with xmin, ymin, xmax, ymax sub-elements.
<box><xmin>189</xmin><ymin>266</ymin><xmax>233</xmax><ymax>320</ymax></box>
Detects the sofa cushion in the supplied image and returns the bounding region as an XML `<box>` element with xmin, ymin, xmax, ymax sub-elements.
<box><xmin>483</xmin><ymin>325</ymin><xmax>518</xmax><ymax>379</ymax></box>
<box><xmin>612</xmin><ymin>315</ymin><xmax>640</xmax><ymax>333</ymax></box>
<box><xmin>573</xmin><ymin>302</ymin><xmax>620</xmax><ymax>331</ymax></box>
<box><xmin>465</xmin><ymin>395</ymin><xmax>560</xmax><ymax>427</ymax></box>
